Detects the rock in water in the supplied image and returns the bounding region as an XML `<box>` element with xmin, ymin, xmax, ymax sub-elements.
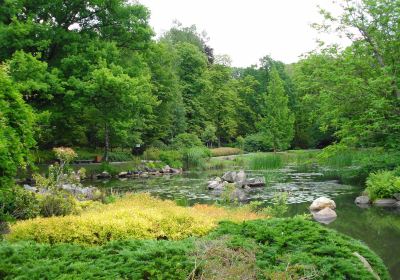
<box><xmin>355</xmin><ymin>196</ymin><xmax>370</xmax><ymax>204</ymax></box>
<box><xmin>393</xmin><ymin>193</ymin><xmax>400</xmax><ymax>200</ymax></box>
<box><xmin>222</xmin><ymin>171</ymin><xmax>237</xmax><ymax>183</ymax></box>
<box><xmin>235</xmin><ymin>170</ymin><xmax>247</xmax><ymax>187</ymax></box>
<box><xmin>312</xmin><ymin>207</ymin><xmax>337</xmax><ymax>224</ymax></box>
<box><xmin>118</xmin><ymin>171</ymin><xmax>128</xmax><ymax>178</ymax></box>
<box><xmin>373</xmin><ymin>198</ymin><xmax>397</xmax><ymax>207</ymax></box>
<box><xmin>310</xmin><ymin>197</ymin><xmax>336</xmax><ymax>211</ymax></box>
<box><xmin>230</xmin><ymin>188</ymin><xmax>247</xmax><ymax>202</ymax></box>
<box><xmin>245</xmin><ymin>177</ymin><xmax>266</xmax><ymax>187</ymax></box>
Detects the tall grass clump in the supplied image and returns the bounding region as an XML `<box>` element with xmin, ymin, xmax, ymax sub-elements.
<box><xmin>183</xmin><ymin>147</ymin><xmax>211</xmax><ymax>170</ymax></box>
<box><xmin>248</xmin><ymin>154</ymin><xmax>283</xmax><ymax>170</ymax></box>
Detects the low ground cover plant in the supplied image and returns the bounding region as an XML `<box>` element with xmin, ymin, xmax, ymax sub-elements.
<box><xmin>0</xmin><ymin>218</ymin><xmax>389</xmax><ymax>280</ymax></box>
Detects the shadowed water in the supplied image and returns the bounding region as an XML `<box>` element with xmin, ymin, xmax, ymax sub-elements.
<box><xmin>86</xmin><ymin>165</ymin><xmax>400</xmax><ymax>279</ymax></box>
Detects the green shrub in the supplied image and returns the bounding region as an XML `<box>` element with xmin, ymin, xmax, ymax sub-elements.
<box><xmin>107</xmin><ymin>151</ymin><xmax>132</xmax><ymax>162</ymax></box>
<box><xmin>159</xmin><ymin>150</ymin><xmax>183</xmax><ymax>168</ymax></box>
<box><xmin>243</xmin><ymin>133</ymin><xmax>271</xmax><ymax>152</ymax></box>
<box><xmin>366</xmin><ymin>170</ymin><xmax>400</xmax><ymax>200</ymax></box>
<box><xmin>248</xmin><ymin>154</ymin><xmax>283</xmax><ymax>170</ymax></box>
<box><xmin>172</xmin><ymin>133</ymin><xmax>202</xmax><ymax>149</ymax></box>
<box><xmin>143</xmin><ymin>147</ymin><xmax>161</xmax><ymax>160</ymax></box>
<box><xmin>96</xmin><ymin>162</ymin><xmax>118</xmax><ymax>176</ymax></box>
<box><xmin>209</xmin><ymin>218</ymin><xmax>390</xmax><ymax>280</ymax></box>
<box><xmin>0</xmin><ymin>186</ymin><xmax>40</xmax><ymax>220</ymax></box>
<box><xmin>1</xmin><ymin>218</ymin><xmax>389</xmax><ymax>279</ymax></box>
<box><xmin>39</xmin><ymin>193</ymin><xmax>78</xmax><ymax>217</ymax></box>
<box><xmin>0</xmin><ymin>239</ymin><xmax>195</xmax><ymax>280</ymax></box>
<box><xmin>210</xmin><ymin>147</ymin><xmax>242</xmax><ymax>157</ymax></box>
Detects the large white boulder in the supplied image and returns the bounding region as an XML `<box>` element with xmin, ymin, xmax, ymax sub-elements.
<box><xmin>312</xmin><ymin>207</ymin><xmax>337</xmax><ymax>224</ymax></box>
<box><xmin>310</xmin><ymin>197</ymin><xmax>336</xmax><ymax>211</ymax></box>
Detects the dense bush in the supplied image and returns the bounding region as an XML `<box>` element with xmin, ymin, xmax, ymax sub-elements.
<box><xmin>107</xmin><ymin>151</ymin><xmax>133</xmax><ymax>162</ymax></box>
<box><xmin>0</xmin><ymin>218</ymin><xmax>389</xmax><ymax>279</ymax></box>
<box><xmin>0</xmin><ymin>239</ymin><xmax>195</xmax><ymax>280</ymax></box>
<box><xmin>159</xmin><ymin>150</ymin><xmax>183</xmax><ymax>168</ymax></box>
<box><xmin>7</xmin><ymin>194</ymin><xmax>262</xmax><ymax>245</ymax></box>
<box><xmin>38</xmin><ymin>193</ymin><xmax>78</xmax><ymax>217</ymax></box>
<box><xmin>0</xmin><ymin>186</ymin><xmax>40</xmax><ymax>220</ymax></box>
<box><xmin>243</xmin><ymin>133</ymin><xmax>271</xmax><ymax>152</ymax></box>
<box><xmin>210</xmin><ymin>147</ymin><xmax>242</xmax><ymax>157</ymax></box>
<box><xmin>172</xmin><ymin>133</ymin><xmax>203</xmax><ymax>149</ymax></box>
<box><xmin>143</xmin><ymin>147</ymin><xmax>161</xmax><ymax>160</ymax></box>
<box><xmin>209</xmin><ymin>218</ymin><xmax>390</xmax><ymax>279</ymax></box>
<box><xmin>366</xmin><ymin>170</ymin><xmax>400</xmax><ymax>200</ymax></box>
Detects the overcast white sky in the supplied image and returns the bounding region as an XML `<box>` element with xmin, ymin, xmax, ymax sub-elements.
<box><xmin>138</xmin><ymin>0</ymin><xmax>349</xmax><ymax>67</ymax></box>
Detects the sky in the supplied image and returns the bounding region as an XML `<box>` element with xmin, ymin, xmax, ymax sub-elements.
<box><xmin>138</xmin><ymin>0</ymin><xmax>349</xmax><ymax>67</ymax></box>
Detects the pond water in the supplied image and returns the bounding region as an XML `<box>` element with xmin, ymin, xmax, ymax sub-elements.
<box><xmin>86</xmin><ymin>164</ymin><xmax>400</xmax><ymax>278</ymax></box>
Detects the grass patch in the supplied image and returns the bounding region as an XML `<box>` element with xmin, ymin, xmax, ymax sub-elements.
<box><xmin>6</xmin><ymin>194</ymin><xmax>263</xmax><ymax>245</ymax></box>
<box><xmin>248</xmin><ymin>153</ymin><xmax>284</xmax><ymax>170</ymax></box>
<box><xmin>0</xmin><ymin>218</ymin><xmax>390</xmax><ymax>280</ymax></box>
<box><xmin>210</xmin><ymin>147</ymin><xmax>242</xmax><ymax>157</ymax></box>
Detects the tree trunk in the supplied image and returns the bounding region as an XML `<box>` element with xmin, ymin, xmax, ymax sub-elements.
<box><xmin>104</xmin><ymin>123</ymin><xmax>109</xmax><ymax>162</ymax></box>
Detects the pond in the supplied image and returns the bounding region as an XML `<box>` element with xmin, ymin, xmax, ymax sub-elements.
<box><xmin>85</xmin><ymin>164</ymin><xmax>400</xmax><ymax>278</ymax></box>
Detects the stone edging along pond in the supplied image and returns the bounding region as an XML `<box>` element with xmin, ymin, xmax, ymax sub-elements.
<box><xmin>355</xmin><ymin>194</ymin><xmax>400</xmax><ymax>208</ymax></box>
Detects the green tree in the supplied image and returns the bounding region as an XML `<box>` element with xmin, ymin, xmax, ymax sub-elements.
<box><xmin>258</xmin><ymin>67</ymin><xmax>294</xmax><ymax>151</ymax></box>
<box><xmin>0</xmin><ymin>65</ymin><xmax>35</xmax><ymax>187</ymax></box>
<box><xmin>83</xmin><ymin>65</ymin><xmax>156</xmax><ymax>161</ymax></box>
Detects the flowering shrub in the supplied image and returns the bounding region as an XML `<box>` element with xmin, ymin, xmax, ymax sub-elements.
<box><xmin>7</xmin><ymin>194</ymin><xmax>264</xmax><ymax>245</ymax></box>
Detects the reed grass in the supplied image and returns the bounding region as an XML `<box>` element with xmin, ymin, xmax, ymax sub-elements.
<box><xmin>248</xmin><ymin>154</ymin><xmax>284</xmax><ymax>170</ymax></box>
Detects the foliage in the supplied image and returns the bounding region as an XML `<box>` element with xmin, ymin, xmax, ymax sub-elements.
<box><xmin>38</xmin><ymin>193</ymin><xmax>78</xmax><ymax>217</ymax></box>
<box><xmin>209</xmin><ymin>218</ymin><xmax>390</xmax><ymax>279</ymax></box>
<box><xmin>7</xmin><ymin>193</ymin><xmax>263</xmax><ymax>245</ymax></box>
<box><xmin>210</xmin><ymin>147</ymin><xmax>242</xmax><ymax>157</ymax></box>
<box><xmin>243</xmin><ymin>133</ymin><xmax>271</xmax><ymax>152</ymax></box>
<box><xmin>0</xmin><ymin>217</ymin><xmax>390</xmax><ymax>279</ymax></box>
<box><xmin>0</xmin><ymin>186</ymin><xmax>40</xmax><ymax>221</ymax></box>
<box><xmin>257</xmin><ymin>67</ymin><xmax>294</xmax><ymax>151</ymax></box>
<box><xmin>159</xmin><ymin>150</ymin><xmax>183</xmax><ymax>168</ymax></box>
<box><xmin>143</xmin><ymin>147</ymin><xmax>161</xmax><ymax>161</ymax></box>
<box><xmin>0</xmin><ymin>66</ymin><xmax>35</xmax><ymax>187</ymax></box>
<box><xmin>182</xmin><ymin>147</ymin><xmax>211</xmax><ymax>170</ymax></box>
<box><xmin>248</xmin><ymin>153</ymin><xmax>284</xmax><ymax>170</ymax></box>
<box><xmin>33</xmin><ymin>147</ymin><xmax>80</xmax><ymax>191</ymax></box>
<box><xmin>0</xmin><ymin>239</ymin><xmax>195</xmax><ymax>280</ymax></box>
<box><xmin>263</xmin><ymin>192</ymin><xmax>289</xmax><ymax>217</ymax></box>
<box><xmin>172</xmin><ymin>133</ymin><xmax>203</xmax><ymax>149</ymax></box>
<box><xmin>366</xmin><ymin>170</ymin><xmax>400</xmax><ymax>201</ymax></box>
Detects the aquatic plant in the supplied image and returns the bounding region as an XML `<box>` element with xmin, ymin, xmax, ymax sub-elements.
<box><xmin>248</xmin><ymin>153</ymin><xmax>283</xmax><ymax>170</ymax></box>
<box><xmin>183</xmin><ymin>147</ymin><xmax>211</xmax><ymax>170</ymax></box>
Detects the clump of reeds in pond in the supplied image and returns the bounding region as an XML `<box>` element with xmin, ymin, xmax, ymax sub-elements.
<box><xmin>249</xmin><ymin>154</ymin><xmax>284</xmax><ymax>170</ymax></box>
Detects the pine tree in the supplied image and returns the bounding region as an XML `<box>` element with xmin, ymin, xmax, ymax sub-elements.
<box><xmin>258</xmin><ymin>67</ymin><xmax>294</xmax><ymax>151</ymax></box>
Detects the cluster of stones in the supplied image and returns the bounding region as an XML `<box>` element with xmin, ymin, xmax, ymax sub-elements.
<box><xmin>207</xmin><ymin>171</ymin><xmax>266</xmax><ymax>202</ymax></box>
<box><xmin>93</xmin><ymin>165</ymin><xmax>182</xmax><ymax>180</ymax></box>
<box><xmin>355</xmin><ymin>193</ymin><xmax>400</xmax><ymax>208</ymax></box>
<box><xmin>309</xmin><ymin>197</ymin><xmax>337</xmax><ymax>224</ymax></box>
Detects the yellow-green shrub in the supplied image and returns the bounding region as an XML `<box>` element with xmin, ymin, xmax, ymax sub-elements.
<box><xmin>210</xmin><ymin>147</ymin><xmax>242</xmax><ymax>157</ymax></box>
<box><xmin>7</xmin><ymin>194</ymin><xmax>264</xmax><ymax>245</ymax></box>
